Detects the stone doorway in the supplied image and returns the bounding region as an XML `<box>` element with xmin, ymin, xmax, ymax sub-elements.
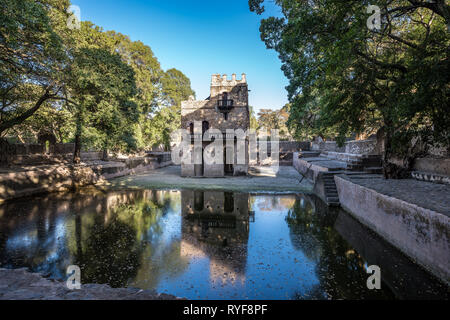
<box><xmin>194</xmin><ymin>148</ymin><xmax>204</xmax><ymax>177</ymax></box>
<box><xmin>224</xmin><ymin>146</ymin><xmax>234</xmax><ymax>176</ymax></box>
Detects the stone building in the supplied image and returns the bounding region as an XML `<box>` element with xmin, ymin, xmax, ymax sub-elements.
<box><xmin>181</xmin><ymin>190</ymin><xmax>250</xmax><ymax>246</ymax></box>
<box><xmin>181</xmin><ymin>74</ymin><xmax>250</xmax><ymax>177</ymax></box>
<box><xmin>180</xmin><ymin>190</ymin><xmax>250</xmax><ymax>284</ymax></box>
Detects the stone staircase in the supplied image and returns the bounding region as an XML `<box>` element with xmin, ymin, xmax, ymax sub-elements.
<box><xmin>347</xmin><ymin>154</ymin><xmax>383</xmax><ymax>174</ymax></box>
<box><xmin>322</xmin><ymin>172</ymin><xmax>340</xmax><ymax>206</ymax></box>
<box><xmin>295</xmin><ymin>150</ymin><xmax>384</xmax><ymax>207</ymax></box>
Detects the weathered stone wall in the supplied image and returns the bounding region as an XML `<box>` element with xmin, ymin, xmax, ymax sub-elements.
<box><xmin>181</xmin><ymin>102</ymin><xmax>249</xmax><ymax>133</ymax></box>
<box><xmin>0</xmin><ymin>165</ymin><xmax>100</xmax><ymax>202</ymax></box>
<box><xmin>181</xmin><ymin>74</ymin><xmax>249</xmax><ymax>133</ymax></box>
<box><xmin>311</xmin><ymin>141</ymin><xmax>346</xmax><ymax>153</ymax></box>
<box><xmin>335</xmin><ymin>175</ymin><xmax>450</xmax><ymax>284</ymax></box>
<box><xmin>0</xmin><ymin>154</ymin><xmax>172</xmax><ymax>202</ymax></box>
<box><xmin>344</xmin><ymin>140</ymin><xmax>377</xmax><ymax>155</ymax></box>
<box><xmin>181</xmin><ymin>74</ymin><xmax>250</xmax><ymax>177</ymax></box>
<box><xmin>414</xmin><ymin>158</ymin><xmax>450</xmax><ymax>176</ymax></box>
<box><xmin>260</xmin><ymin>141</ymin><xmax>310</xmax><ymax>153</ymax></box>
<box><xmin>279</xmin><ymin>141</ymin><xmax>311</xmax><ymax>152</ymax></box>
<box><xmin>0</xmin><ymin>268</ymin><xmax>179</xmax><ymax>300</ymax></box>
<box><xmin>293</xmin><ymin>152</ymin><xmax>328</xmax><ymax>183</ymax></box>
<box><xmin>311</xmin><ymin>139</ymin><xmax>379</xmax><ymax>155</ymax></box>
<box><xmin>12</xmin><ymin>144</ymin><xmax>46</xmax><ymax>155</ymax></box>
<box><xmin>334</xmin><ymin>211</ymin><xmax>449</xmax><ymax>299</ymax></box>
<box><xmin>1</xmin><ymin>142</ymin><xmax>107</xmax><ymax>165</ymax></box>
<box><xmin>50</xmin><ymin>143</ymin><xmax>75</xmax><ymax>155</ymax></box>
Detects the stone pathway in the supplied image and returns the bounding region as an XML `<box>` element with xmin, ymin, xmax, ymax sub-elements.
<box><xmin>106</xmin><ymin>165</ymin><xmax>313</xmax><ymax>193</ymax></box>
<box><xmin>0</xmin><ymin>268</ymin><xmax>181</xmax><ymax>300</ymax></box>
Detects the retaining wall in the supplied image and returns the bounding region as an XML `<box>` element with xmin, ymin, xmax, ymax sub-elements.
<box><xmin>335</xmin><ymin>175</ymin><xmax>450</xmax><ymax>284</ymax></box>
<box><xmin>0</xmin><ymin>155</ymin><xmax>172</xmax><ymax>202</ymax></box>
<box><xmin>293</xmin><ymin>152</ymin><xmax>328</xmax><ymax>183</ymax></box>
<box><xmin>414</xmin><ymin>158</ymin><xmax>450</xmax><ymax>176</ymax></box>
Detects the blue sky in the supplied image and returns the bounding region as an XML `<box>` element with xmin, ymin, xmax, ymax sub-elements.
<box><xmin>73</xmin><ymin>0</ymin><xmax>288</xmax><ymax>113</ymax></box>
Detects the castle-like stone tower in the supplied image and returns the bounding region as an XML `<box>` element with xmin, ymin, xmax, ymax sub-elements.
<box><xmin>181</xmin><ymin>74</ymin><xmax>250</xmax><ymax>177</ymax></box>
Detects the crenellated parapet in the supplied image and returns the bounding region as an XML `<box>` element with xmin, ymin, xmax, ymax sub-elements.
<box><xmin>211</xmin><ymin>73</ymin><xmax>246</xmax><ymax>86</ymax></box>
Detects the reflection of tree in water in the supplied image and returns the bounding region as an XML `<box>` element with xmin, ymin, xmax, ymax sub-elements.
<box><xmin>286</xmin><ymin>195</ymin><xmax>393</xmax><ymax>300</ymax></box>
<box><xmin>75</xmin><ymin>217</ymin><xmax>141</xmax><ymax>288</ymax></box>
<box><xmin>131</xmin><ymin>239</ymin><xmax>190</xmax><ymax>290</ymax></box>
<box><xmin>0</xmin><ymin>198</ymin><xmax>68</xmax><ymax>277</ymax></box>
<box><xmin>0</xmin><ymin>190</ymin><xmax>187</xmax><ymax>289</ymax></box>
<box><xmin>68</xmin><ymin>190</ymin><xmax>188</xmax><ymax>289</ymax></box>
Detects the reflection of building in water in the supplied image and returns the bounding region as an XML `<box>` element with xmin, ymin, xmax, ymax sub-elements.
<box><xmin>180</xmin><ymin>190</ymin><xmax>250</xmax><ymax>285</ymax></box>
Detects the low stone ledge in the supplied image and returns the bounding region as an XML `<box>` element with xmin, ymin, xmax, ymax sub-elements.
<box><xmin>335</xmin><ymin>175</ymin><xmax>450</xmax><ymax>284</ymax></box>
<box><xmin>0</xmin><ymin>165</ymin><xmax>100</xmax><ymax>202</ymax></box>
<box><xmin>412</xmin><ymin>171</ymin><xmax>450</xmax><ymax>185</ymax></box>
<box><xmin>0</xmin><ymin>158</ymin><xmax>173</xmax><ymax>202</ymax></box>
<box><xmin>293</xmin><ymin>155</ymin><xmax>328</xmax><ymax>183</ymax></box>
<box><xmin>0</xmin><ymin>268</ymin><xmax>181</xmax><ymax>300</ymax></box>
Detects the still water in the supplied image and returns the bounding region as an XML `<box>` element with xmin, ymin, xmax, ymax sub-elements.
<box><xmin>0</xmin><ymin>189</ymin><xmax>447</xmax><ymax>299</ymax></box>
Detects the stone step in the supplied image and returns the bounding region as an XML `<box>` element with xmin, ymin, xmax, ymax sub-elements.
<box><xmin>362</xmin><ymin>160</ymin><xmax>382</xmax><ymax>166</ymax></box>
<box><xmin>364</xmin><ymin>167</ymin><xmax>383</xmax><ymax>174</ymax></box>
<box><xmin>328</xmin><ymin>201</ymin><xmax>340</xmax><ymax>207</ymax></box>
<box><xmin>364</xmin><ymin>154</ymin><xmax>382</xmax><ymax>159</ymax></box>
<box><xmin>299</xmin><ymin>151</ymin><xmax>321</xmax><ymax>158</ymax></box>
<box><xmin>326</xmin><ymin>193</ymin><xmax>339</xmax><ymax>198</ymax></box>
<box><xmin>326</xmin><ymin>197</ymin><xmax>340</xmax><ymax>203</ymax></box>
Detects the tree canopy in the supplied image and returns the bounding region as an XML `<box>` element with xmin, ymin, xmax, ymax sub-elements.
<box><xmin>250</xmin><ymin>0</ymin><xmax>449</xmax><ymax>174</ymax></box>
<box><xmin>0</xmin><ymin>0</ymin><xmax>195</xmax><ymax>162</ymax></box>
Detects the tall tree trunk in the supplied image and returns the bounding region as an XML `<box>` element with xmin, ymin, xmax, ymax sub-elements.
<box><xmin>102</xmin><ymin>148</ymin><xmax>108</xmax><ymax>161</ymax></box>
<box><xmin>73</xmin><ymin>132</ymin><xmax>81</xmax><ymax>164</ymax></box>
<box><xmin>382</xmin><ymin>125</ymin><xmax>411</xmax><ymax>179</ymax></box>
<box><xmin>73</xmin><ymin>106</ymin><xmax>84</xmax><ymax>164</ymax></box>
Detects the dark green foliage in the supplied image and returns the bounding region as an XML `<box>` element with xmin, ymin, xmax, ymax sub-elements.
<box><xmin>1</xmin><ymin>0</ymin><xmax>195</xmax><ymax>160</ymax></box>
<box><xmin>250</xmin><ymin>0</ymin><xmax>450</xmax><ymax>172</ymax></box>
